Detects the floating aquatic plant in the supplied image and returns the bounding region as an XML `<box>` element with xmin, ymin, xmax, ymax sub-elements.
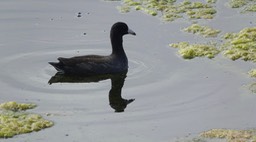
<box><xmin>228</xmin><ymin>0</ymin><xmax>256</xmax><ymax>12</ymax></box>
<box><xmin>207</xmin><ymin>0</ymin><xmax>217</xmax><ymax>4</ymax></box>
<box><xmin>229</xmin><ymin>0</ymin><xmax>247</xmax><ymax>8</ymax></box>
<box><xmin>183</xmin><ymin>24</ymin><xmax>221</xmax><ymax>37</ymax></box>
<box><xmin>222</xmin><ymin>27</ymin><xmax>256</xmax><ymax>62</ymax></box>
<box><xmin>249</xmin><ymin>69</ymin><xmax>256</xmax><ymax>77</ymax></box>
<box><xmin>249</xmin><ymin>83</ymin><xmax>256</xmax><ymax>93</ymax></box>
<box><xmin>115</xmin><ymin>0</ymin><xmax>217</xmax><ymax>22</ymax></box>
<box><xmin>172</xmin><ymin>27</ymin><xmax>256</xmax><ymax>62</ymax></box>
<box><xmin>245</xmin><ymin>4</ymin><xmax>256</xmax><ymax>12</ymax></box>
<box><xmin>170</xmin><ymin>42</ymin><xmax>220</xmax><ymax>59</ymax></box>
<box><xmin>200</xmin><ymin>129</ymin><xmax>256</xmax><ymax>142</ymax></box>
<box><xmin>171</xmin><ymin>27</ymin><xmax>256</xmax><ymax>78</ymax></box>
<box><xmin>118</xmin><ymin>5</ymin><xmax>131</xmax><ymax>13</ymax></box>
<box><xmin>0</xmin><ymin>101</ymin><xmax>36</xmax><ymax>111</ymax></box>
<box><xmin>176</xmin><ymin>128</ymin><xmax>256</xmax><ymax>141</ymax></box>
<box><xmin>109</xmin><ymin>0</ymin><xmax>255</xmax><ymax>20</ymax></box>
<box><xmin>0</xmin><ymin>102</ymin><xmax>53</xmax><ymax>138</ymax></box>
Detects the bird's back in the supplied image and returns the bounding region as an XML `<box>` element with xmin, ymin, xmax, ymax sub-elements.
<box><xmin>49</xmin><ymin>54</ymin><xmax>127</xmax><ymax>75</ymax></box>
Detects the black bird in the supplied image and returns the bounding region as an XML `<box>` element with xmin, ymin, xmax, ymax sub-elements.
<box><xmin>49</xmin><ymin>22</ymin><xmax>136</xmax><ymax>75</ymax></box>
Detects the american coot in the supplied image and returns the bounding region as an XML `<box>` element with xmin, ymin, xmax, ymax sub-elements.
<box><xmin>49</xmin><ymin>22</ymin><xmax>136</xmax><ymax>75</ymax></box>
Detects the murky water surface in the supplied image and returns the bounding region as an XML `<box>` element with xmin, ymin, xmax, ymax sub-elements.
<box><xmin>0</xmin><ymin>0</ymin><xmax>255</xmax><ymax>142</ymax></box>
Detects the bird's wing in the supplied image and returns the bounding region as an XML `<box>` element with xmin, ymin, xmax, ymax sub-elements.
<box><xmin>58</xmin><ymin>55</ymin><xmax>109</xmax><ymax>65</ymax></box>
<box><xmin>57</xmin><ymin>55</ymin><xmax>113</xmax><ymax>74</ymax></box>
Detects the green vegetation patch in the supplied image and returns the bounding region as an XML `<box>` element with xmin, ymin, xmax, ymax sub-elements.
<box><xmin>184</xmin><ymin>24</ymin><xmax>221</xmax><ymax>37</ymax></box>
<box><xmin>171</xmin><ymin>27</ymin><xmax>256</xmax><ymax>62</ymax></box>
<box><xmin>229</xmin><ymin>0</ymin><xmax>247</xmax><ymax>8</ymax></box>
<box><xmin>222</xmin><ymin>27</ymin><xmax>256</xmax><ymax>62</ymax></box>
<box><xmin>0</xmin><ymin>102</ymin><xmax>53</xmax><ymax>138</ymax></box>
<box><xmin>116</xmin><ymin>0</ymin><xmax>217</xmax><ymax>22</ymax></box>
<box><xmin>245</xmin><ymin>4</ymin><xmax>256</xmax><ymax>12</ymax></box>
<box><xmin>0</xmin><ymin>101</ymin><xmax>36</xmax><ymax>111</ymax></box>
<box><xmin>228</xmin><ymin>0</ymin><xmax>256</xmax><ymax>12</ymax></box>
<box><xmin>249</xmin><ymin>69</ymin><xmax>256</xmax><ymax>77</ymax></box>
<box><xmin>170</xmin><ymin>42</ymin><xmax>220</xmax><ymax>59</ymax></box>
<box><xmin>249</xmin><ymin>83</ymin><xmax>256</xmax><ymax>93</ymax></box>
<box><xmin>207</xmin><ymin>0</ymin><xmax>217</xmax><ymax>4</ymax></box>
<box><xmin>109</xmin><ymin>0</ymin><xmax>255</xmax><ymax>21</ymax></box>
<box><xmin>170</xmin><ymin>27</ymin><xmax>256</xmax><ymax>78</ymax></box>
<box><xmin>200</xmin><ymin>129</ymin><xmax>256</xmax><ymax>142</ymax></box>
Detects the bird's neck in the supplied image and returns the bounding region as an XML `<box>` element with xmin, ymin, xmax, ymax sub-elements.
<box><xmin>111</xmin><ymin>35</ymin><xmax>126</xmax><ymax>56</ymax></box>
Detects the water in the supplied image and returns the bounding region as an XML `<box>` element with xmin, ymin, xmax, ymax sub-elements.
<box><xmin>0</xmin><ymin>0</ymin><xmax>255</xmax><ymax>142</ymax></box>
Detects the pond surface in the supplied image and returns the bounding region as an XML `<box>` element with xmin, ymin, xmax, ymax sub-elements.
<box><xmin>0</xmin><ymin>0</ymin><xmax>255</xmax><ymax>142</ymax></box>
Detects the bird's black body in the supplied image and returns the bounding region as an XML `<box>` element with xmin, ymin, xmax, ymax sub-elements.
<box><xmin>49</xmin><ymin>22</ymin><xmax>136</xmax><ymax>75</ymax></box>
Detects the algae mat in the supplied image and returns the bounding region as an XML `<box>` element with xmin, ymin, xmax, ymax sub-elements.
<box><xmin>0</xmin><ymin>102</ymin><xmax>53</xmax><ymax>138</ymax></box>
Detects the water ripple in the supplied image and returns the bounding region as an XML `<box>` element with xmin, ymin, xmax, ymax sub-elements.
<box><xmin>0</xmin><ymin>48</ymin><xmax>173</xmax><ymax>94</ymax></box>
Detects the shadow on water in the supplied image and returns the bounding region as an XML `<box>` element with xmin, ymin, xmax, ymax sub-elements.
<box><xmin>48</xmin><ymin>70</ymin><xmax>135</xmax><ymax>113</ymax></box>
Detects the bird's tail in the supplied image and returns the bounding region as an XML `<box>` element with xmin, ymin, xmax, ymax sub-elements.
<box><xmin>49</xmin><ymin>62</ymin><xmax>64</xmax><ymax>73</ymax></box>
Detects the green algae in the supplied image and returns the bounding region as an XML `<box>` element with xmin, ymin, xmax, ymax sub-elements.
<box><xmin>170</xmin><ymin>42</ymin><xmax>220</xmax><ymax>59</ymax></box>
<box><xmin>0</xmin><ymin>102</ymin><xmax>53</xmax><ymax>138</ymax></box>
<box><xmin>111</xmin><ymin>0</ymin><xmax>255</xmax><ymax>20</ymax></box>
<box><xmin>183</xmin><ymin>24</ymin><xmax>221</xmax><ymax>37</ymax></box>
<box><xmin>109</xmin><ymin>0</ymin><xmax>254</xmax><ymax>22</ymax></box>
<box><xmin>222</xmin><ymin>27</ymin><xmax>256</xmax><ymax>62</ymax></box>
<box><xmin>245</xmin><ymin>4</ymin><xmax>256</xmax><ymax>12</ymax></box>
<box><xmin>0</xmin><ymin>101</ymin><xmax>36</xmax><ymax>111</ymax></box>
<box><xmin>249</xmin><ymin>69</ymin><xmax>256</xmax><ymax>77</ymax></box>
<box><xmin>118</xmin><ymin>5</ymin><xmax>131</xmax><ymax>13</ymax></box>
<box><xmin>172</xmin><ymin>27</ymin><xmax>256</xmax><ymax>63</ymax></box>
<box><xmin>171</xmin><ymin>27</ymin><xmax>256</xmax><ymax>78</ymax></box>
<box><xmin>200</xmin><ymin>129</ymin><xmax>256</xmax><ymax>142</ymax></box>
<box><xmin>249</xmin><ymin>83</ymin><xmax>256</xmax><ymax>93</ymax></box>
<box><xmin>228</xmin><ymin>0</ymin><xmax>256</xmax><ymax>12</ymax></box>
<box><xmin>176</xmin><ymin>128</ymin><xmax>256</xmax><ymax>142</ymax></box>
<box><xmin>207</xmin><ymin>0</ymin><xmax>217</xmax><ymax>4</ymax></box>
<box><xmin>115</xmin><ymin>0</ymin><xmax>217</xmax><ymax>22</ymax></box>
<box><xmin>229</xmin><ymin>0</ymin><xmax>247</xmax><ymax>8</ymax></box>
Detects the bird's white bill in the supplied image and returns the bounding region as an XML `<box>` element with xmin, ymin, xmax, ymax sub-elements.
<box><xmin>128</xmin><ymin>28</ymin><xmax>136</xmax><ymax>35</ymax></box>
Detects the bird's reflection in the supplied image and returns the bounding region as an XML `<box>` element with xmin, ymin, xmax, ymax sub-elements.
<box><xmin>48</xmin><ymin>70</ymin><xmax>135</xmax><ymax>112</ymax></box>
